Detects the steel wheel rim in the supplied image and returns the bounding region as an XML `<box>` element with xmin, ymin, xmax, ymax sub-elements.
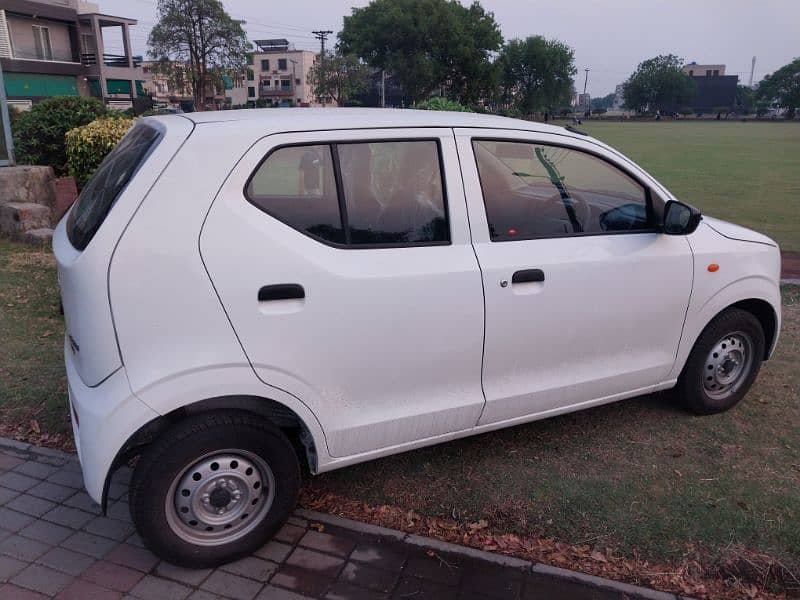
<box><xmin>165</xmin><ymin>449</ymin><xmax>275</xmax><ymax>546</ymax></box>
<box><xmin>702</xmin><ymin>331</ymin><xmax>753</xmax><ymax>400</ymax></box>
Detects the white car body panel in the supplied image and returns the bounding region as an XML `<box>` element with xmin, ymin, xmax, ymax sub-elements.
<box><xmin>200</xmin><ymin>128</ymin><xmax>485</xmax><ymax>457</ymax></box>
<box><xmin>51</xmin><ymin>109</ymin><xmax>782</xmax><ymax>505</ymax></box>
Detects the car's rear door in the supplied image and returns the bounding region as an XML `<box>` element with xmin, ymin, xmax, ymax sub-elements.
<box><xmin>455</xmin><ymin>128</ymin><xmax>693</xmax><ymax>425</ymax></box>
<box><xmin>201</xmin><ymin>128</ymin><xmax>485</xmax><ymax>457</ymax></box>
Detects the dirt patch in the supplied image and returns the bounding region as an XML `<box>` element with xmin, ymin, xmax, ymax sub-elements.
<box><xmin>782</xmin><ymin>251</ymin><xmax>800</xmax><ymax>279</ymax></box>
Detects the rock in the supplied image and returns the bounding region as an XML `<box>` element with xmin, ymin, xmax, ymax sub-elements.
<box><xmin>0</xmin><ymin>166</ymin><xmax>57</xmax><ymax>213</ymax></box>
<box><xmin>21</xmin><ymin>228</ymin><xmax>54</xmax><ymax>245</ymax></box>
<box><xmin>0</xmin><ymin>202</ymin><xmax>52</xmax><ymax>235</ymax></box>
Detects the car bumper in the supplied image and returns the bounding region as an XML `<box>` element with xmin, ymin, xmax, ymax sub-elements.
<box><xmin>66</xmin><ymin>336</ymin><xmax>159</xmax><ymax>503</ymax></box>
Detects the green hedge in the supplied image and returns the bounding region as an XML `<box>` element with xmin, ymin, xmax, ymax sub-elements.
<box><xmin>65</xmin><ymin>118</ymin><xmax>135</xmax><ymax>187</ymax></box>
<box><xmin>12</xmin><ymin>97</ymin><xmax>111</xmax><ymax>176</ymax></box>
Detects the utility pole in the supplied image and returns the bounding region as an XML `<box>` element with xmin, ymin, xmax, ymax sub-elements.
<box><xmin>583</xmin><ymin>68</ymin><xmax>590</xmax><ymax>95</ymax></box>
<box><xmin>748</xmin><ymin>56</ymin><xmax>756</xmax><ymax>88</ymax></box>
<box><xmin>312</xmin><ymin>30</ymin><xmax>333</xmax><ymax>60</ymax></box>
<box><xmin>381</xmin><ymin>69</ymin><xmax>385</xmax><ymax>108</ymax></box>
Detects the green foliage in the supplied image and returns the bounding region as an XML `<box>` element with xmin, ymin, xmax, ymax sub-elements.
<box><xmin>148</xmin><ymin>0</ymin><xmax>250</xmax><ymax>111</ymax></box>
<box><xmin>414</xmin><ymin>97</ymin><xmax>472</xmax><ymax>112</ymax></box>
<box><xmin>496</xmin><ymin>36</ymin><xmax>576</xmax><ymax>115</ymax></box>
<box><xmin>735</xmin><ymin>85</ymin><xmax>756</xmax><ymax>114</ymax></box>
<box><xmin>65</xmin><ymin>118</ymin><xmax>135</xmax><ymax>187</ymax></box>
<box><xmin>591</xmin><ymin>92</ymin><xmax>617</xmax><ymax>111</ymax></box>
<box><xmin>622</xmin><ymin>55</ymin><xmax>695</xmax><ymax>113</ymax></box>
<box><xmin>308</xmin><ymin>52</ymin><xmax>371</xmax><ymax>106</ymax></box>
<box><xmin>339</xmin><ymin>0</ymin><xmax>502</xmax><ymax>104</ymax></box>
<box><xmin>11</xmin><ymin>96</ymin><xmax>109</xmax><ymax>175</ymax></box>
<box><xmin>756</xmin><ymin>58</ymin><xmax>800</xmax><ymax>112</ymax></box>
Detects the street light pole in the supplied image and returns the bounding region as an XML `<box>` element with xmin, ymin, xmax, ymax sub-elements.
<box><xmin>583</xmin><ymin>68</ymin><xmax>590</xmax><ymax>95</ymax></box>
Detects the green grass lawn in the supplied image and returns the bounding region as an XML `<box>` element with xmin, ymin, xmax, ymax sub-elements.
<box><xmin>580</xmin><ymin>121</ymin><xmax>800</xmax><ymax>252</ymax></box>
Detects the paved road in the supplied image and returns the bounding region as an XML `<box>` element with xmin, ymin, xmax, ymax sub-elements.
<box><xmin>0</xmin><ymin>440</ymin><xmax>680</xmax><ymax>600</ymax></box>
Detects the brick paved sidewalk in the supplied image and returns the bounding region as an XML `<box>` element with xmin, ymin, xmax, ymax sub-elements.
<box><xmin>0</xmin><ymin>440</ymin><xmax>683</xmax><ymax>600</ymax></box>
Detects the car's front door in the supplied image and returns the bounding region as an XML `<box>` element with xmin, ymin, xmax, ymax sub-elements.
<box><xmin>201</xmin><ymin>128</ymin><xmax>485</xmax><ymax>457</ymax></box>
<box><xmin>455</xmin><ymin>129</ymin><xmax>693</xmax><ymax>425</ymax></box>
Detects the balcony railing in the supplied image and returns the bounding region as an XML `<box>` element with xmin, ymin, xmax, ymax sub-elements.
<box><xmin>10</xmin><ymin>48</ymin><xmax>78</xmax><ymax>63</ymax></box>
<box><xmin>81</xmin><ymin>53</ymin><xmax>143</xmax><ymax>68</ymax></box>
<box><xmin>259</xmin><ymin>86</ymin><xmax>294</xmax><ymax>97</ymax></box>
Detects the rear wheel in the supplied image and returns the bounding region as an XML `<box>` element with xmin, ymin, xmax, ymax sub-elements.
<box><xmin>129</xmin><ymin>410</ymin><xmax>300</xmax><ymax>567</ymax></box>
<box><xmin>676</xmin><ymin>308</ymin><xmax>765</xmax><ymax>415</ymax></box>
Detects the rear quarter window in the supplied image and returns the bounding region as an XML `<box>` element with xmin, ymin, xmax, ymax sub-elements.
<box><xmin>67</xmin><ymin>124</ymin><xmax>161</xmax><ymax>250</ymax></box>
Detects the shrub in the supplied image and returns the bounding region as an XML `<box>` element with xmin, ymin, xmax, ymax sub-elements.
<box><xmin>415</xmin><ymin>97</ymin><xmax>473</xmax><ymax>112</ymax></box>
<box><xmin>12</xmin><ymin>96</ymin><xmax>110</xmax><ymax>175</ymax></box>
<box><xmin>65</xmin><ymin>118</ymin><xmax>135</xmax><ymax>187</ymax></box>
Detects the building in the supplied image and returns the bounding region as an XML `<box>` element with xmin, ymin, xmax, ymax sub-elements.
<box><xmin>576</xmin><ymin>93</ymin><xmax>591</xmax><ymax>111</ymax></box>
<box><xmin>247</xmin><ymin>39</ymin><xmax>318</xmax><ymax>107</ymax></box>
<box><xmin>683</xmin><ymin>61</ymin><xmax>738</xmax><ymax>114</ymax></box>
<box><xmin>610</xmin><ymin>83</ymin><xmax>625</xmax><ymax>112</ymax></box>
<box><xmin>0</xmin><ymin>0</ymin><xmax>146</xmax><ymax>110</ymax></box>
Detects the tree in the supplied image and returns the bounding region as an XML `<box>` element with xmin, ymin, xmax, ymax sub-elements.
<box><xmin>339</xmin><ymin>0</ymin><xmax>502</xmax><ymax>105</ymax></box>
<box><xmin>148</xmin><ymin>0</ymin><xmax>250</xmax><ymax>111</ymax></box>
<box><xmin>496</xmin><ymin>36</ymin><xmax>576</xmax><ymax>115</ymax></box>
<box><xmin>308</xmin><ymin>52</ymin><xmax>371</xmax><ymax>106</ymax></box>
<box><xmin>591</xmin><ymin>93</ymin><xmax>616</xmax><ymax>111</ymax></box>
<box><xmin>756</xmin><ymin>58</ymin><xmax>800</xmax><ymax>119</ymax></box>
<box><xmin>622</xmin><ymin>54</ymin><xmax>695</xmax><ymax>113</ymax></box>
<box><xmin>735</xmin><ymin>84</ymin><xmax>755</xmax><ymax>114</ymax></box>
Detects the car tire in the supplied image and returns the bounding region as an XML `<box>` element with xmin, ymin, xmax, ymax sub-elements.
<box><xmin>129</xmin><ymin>410</ymin><xmax>300</xmax><ymax>568</ymax></box>
<box><xmin>676</xmin><ymin>308</ymin><xmax>765</xmax><ymax>415</ymax></box>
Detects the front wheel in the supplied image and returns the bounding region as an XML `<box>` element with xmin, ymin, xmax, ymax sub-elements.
<box><xmin>676</xmin><ymin>308</ymin><xmax>765</xmax><ymax>415</ymax></box>
<box><xmin>129</xmin><ymin>411</ymin><xmax>300</xmax><ymax>567</ymax></box>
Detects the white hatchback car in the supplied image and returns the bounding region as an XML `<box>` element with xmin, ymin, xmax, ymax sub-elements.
<box><xmin>54</xmin><ymin>109</ymin><xmax>781</xmax><ymax>567</ymax></box>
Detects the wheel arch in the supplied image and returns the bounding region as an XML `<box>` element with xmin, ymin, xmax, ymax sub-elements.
<box><xmin>101</xmin><ymin>395</ymin><xmax>319</xmax><ymax>514</ymax></box>
<box><xmin>730</xmin><ymin>298</ymin><xmax>778</xmax><ymax>360</ymax></box>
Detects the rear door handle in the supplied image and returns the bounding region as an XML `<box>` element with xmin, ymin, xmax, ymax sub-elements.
<box><xmin>258</xmin><ymin>284</ymin><xmax>305</xmax><ymax>302</ymax></box>
<box><xmin>512</xmin><ymin>269</ymin><xmax>545</xmax><ymax>284</ymax></box>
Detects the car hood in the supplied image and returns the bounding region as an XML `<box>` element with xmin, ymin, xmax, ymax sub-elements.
<box><xmin>702</xmin><ymin>216</ymin><xmax>777</xmax><ymax>247</ymax></box>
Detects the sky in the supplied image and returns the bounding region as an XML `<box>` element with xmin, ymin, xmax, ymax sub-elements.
<box><xmin>100</xmin><ymin>0</ymin><xmax>800</xmax><ymax>97</ymax></box>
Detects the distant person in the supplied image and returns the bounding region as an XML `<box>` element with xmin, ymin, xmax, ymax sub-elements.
<box><xmin>655</xmin><ymin>110</ymin><xmax>661</xmax><ymax>121</ymax></box>
<box><xmin>544</xmin><ymin>111</ymin><xmax>549</xmax><ymax>123</ymax></box>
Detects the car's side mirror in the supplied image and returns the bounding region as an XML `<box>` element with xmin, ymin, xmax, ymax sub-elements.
<box><xmin>662</xmin><ymin>200</ymin><xmax>702</xmax><ymax>235</ymax></box>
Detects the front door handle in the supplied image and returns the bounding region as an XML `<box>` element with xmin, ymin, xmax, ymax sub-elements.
<box><xmin>512</xmin><ymin>269</ymin><xmax>545</xmax><ymax>284</ymax></box>
<box><xmin>258</xmin><ymin>284</ymin><xmax>305</xmax><ymax>302</ymax></box>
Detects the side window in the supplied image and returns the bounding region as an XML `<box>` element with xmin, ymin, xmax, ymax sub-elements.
<box><xmin>473</xmin><ymin>140</ymin><xmax>651</xmax><ymax>241</ymax></box>
<box><xmin>245</xmin><ymin>145</ymin><xmax>344</xmax><ymax>243</ymax></box>
<box><xmin>245</xmin><ymin>140</ymin><xmax>450</xmax><ymax>247</ymax></box>
<box><xmin>337</xmin><ymin>141</ymin><xmax>449</xmax><ymax>245</ymax></box>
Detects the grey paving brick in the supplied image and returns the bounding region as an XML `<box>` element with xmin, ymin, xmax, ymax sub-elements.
<box><xmin>82</xmin><ymin>560</ymin><xmax>146</xmax><ymax>593</ymax></box>
<box><xmin>393</xmin><ymin>575</ymin><xmax>459</xmax><ymax>599</ymax></box>
<box><xmin>83</xmin><ymin>516</ymin><xmax>135</xmax><ymax>541</ymax></box>
<box><xmin>286</xmin><ymin>547</ymin><xmax>345</xmax><ymax>579</ymax></box>
<box><xmin>27</xmin><ymin>481</ymin><xmax>74</xmax><ymax>503</ymax></box>
<box><xmin>63</xmin><ymin>491</ymin><xmax>101</xmax><ymax>514</ymax></box>
<box><xmin>155</xmin><ymin>562</ymin><xmax>213</xmax><ymax>586</ymax></box>
<box><xmin>0</xmin><ymin>555</ymin><xmax>27</xmax><ymax>582</ymax></box>
<box><xmin>125</xmin><ymin>533</ymin><xmax>145</xmax><ymax>548</ymax></box>
<box><xmin>11</xmin><ymin>563</ymin><xmax>72</xmax><ymax>596</ymax></box>
<box><xmin>32</xmin><ymin>455</ymin><xmax>67</xmax><ymax>467</ymax></box>
<box><xmin>106</xmin><ymin>482</ymin><xmax>128</xmax><ymax>501</ymax></box>
<box><xmin>0</xmin><ymin>534</ymin><xmax>50</xmax><ymax>561</ymax></box>
<box><xmin>274</xmin><ymin>524</ymin><xmax>306</xmax><ymax>545</ymax></box>
<box><xmin>0</xmin><ymin>582</ymin><xmax>50</xmax><ymax>599</ymax></box>
<box><xmin>299</xmin><ymin>530</ymin><xmax>356</xmax><ymax>558</ymax></box>
<box><xmin>18</xmin><ymin>519</ymin><xmax>73</xmax><ymax>545</ymax></box>
<box><xmin>349</xmin><ymin>541</ymin><xmax>407</xmax><ymax>572</ymax></box>
<box><xmin>404</xmin><ymin>554</ymin><xmax>462</xmax><ymax>586</ymax></box>
<box><xmin>63</xmin><ymin>461</ymin><xmax>83</xmax><ymax>473</ymax></box>
<box><xmin>5</xmin><ymin>495</ymin><xmax>55</xmax><ymax>518</ymax></box>
<box><xmin>36</xmin><ymin>546</ymin><xmax>95</xmax><ymax>576</ymax></box>
<box><xmin>0</xmin><ymin>454</ymin><xmax>25</xmax><ymax>471</ymax></box>
<box><xmin>61</xmin><ymin>531</ymin><xmax>118</xmax><ymax>559</ymax></box>
<box><xmin>0</xmin><ymin>440</ymin><xmax>31</xmax><ymax>453</ymax></box>
<box><xmin>130</xmin><ymin>575</ymin><xmax>192</xmax><ymax>600</ymax></box>
<box><xmin>188</xmin><ymin>591</ymin><xmax>227</xmax><ymax>600</ymax></box>
<box><xmin>12</xmin><ymin>462</ymin><xmax>59</xmax><ymax>481</ymax></box>
<box><xmin>200</xmin><ymin>570</ymin><xmax>263</xmax><ymax>600</ymax></box>
<box><xmin>0</xmin><ymin>508</ymin><xmax>35</xmax><ymax>533</ymax></box>
<box><xmin>58</xmin><ymin>578</ymin><xmax>123</xmax><ymax>600</ymax></box>
<box><xmin>42</xmin><ymin>505</ymin><xmax>94</xmax><ymax>529</ymax></box>
<box><xmin>107</xmin><ymin>501</ymin><xmax>131</xmax><ymax>522</ymax></box>
<box><xmin>220</xmin><ymin>556</ymin><xmax>277</xmax><ymax>582</ymax></box>
<box><xmin>286</xmin><ymin>516</ymin><xmax>307</xmax><ymax>528</ymax></box>
<box><xmin>326</xmin><ymin>580</ymin><xmax>390</xmax><ymax>600</ymax></box>
<box><xmin>46</xmin><ymin>469</ymin><xmax>85</xmax><ymax>489</ymax></box>
<box><xmin>338</xmin><ymin>560</ymin><xmax>399</xmax><ymax>594</ymax></box>
<box><xmin>29</xmin><ymin>446</ymin><xmax>67</xmax><ymax>460</ymax></box>
<box><xmin>254</xmin><ymin>540</ymin><xmax>293</xmax><ymax>563</ymax></box>
<box><xmin>256</xmin><ymin>586</ymin><xmax>313</xmax><ymax>600</ymax></box>
<box><xmin>0</xmin><ymin>487</ymin><xmax>19</xmax><ymax>506</ymax></box>
<box><xmin>0</xmin><ymin>473</ymin><xmax>38</xmax><ymax>493</ymax></box>
<box><xmin>270</xmin><ymin>565</ymin><xmax>331</xmax><ymax>597</ymax></box>
<box><xmin>105</xmin><ymin>543</ymin><xmax>158</xmax><ymax>573</ymax></box>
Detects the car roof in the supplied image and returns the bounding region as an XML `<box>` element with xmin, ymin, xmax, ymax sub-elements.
<box><xmin>170</xmin><ymin>107</ymin><xmax>569</xmax><ymax>135</ymax></box>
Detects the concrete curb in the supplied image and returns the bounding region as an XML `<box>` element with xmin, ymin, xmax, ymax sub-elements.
<box><xmin>299</xmin><ymin>508</ymin><xmax>691</xmax><ymax>600</ymax></box>
<box><xmin>781</xmin><ymin>278</ymin><xmax>800</xmax><ymax>285</ymax></box>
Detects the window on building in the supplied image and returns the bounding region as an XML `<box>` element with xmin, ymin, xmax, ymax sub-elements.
<box><xmin>81</xmin><ymin>33</ymin><xmax>96</xmax><ymax>55</ymax></box>
<box><xmin>706</xmin><ymin>69</ymin><xmax>712</xmax><ymax>76</ymax></box>
<box><xmin>295</xmin><ymin>78</ymin><xmax>301</xmax><ymax>85</ymax></box>
<box><xmin>246</xmin><ymin>69</ymin><xmax>254</xmax><ymax>81</ymax></box>
<box><xmin>261</xmin><ymin>59</ymin><xmax>270</xmax><ymax>71</ymax></box>
<box><xmin>688</xmin><ymin>70</ymin><xmax>694</xmax><ymax>76</ymax></box>
<box><xmin>248</xmin><ymin>87</ymin><xmax>255</xmax><ymax>97</ymax></box>
<box><xmin>280</xmin><ymin>79</ymin><xmax>291</xmax><ymax>90</ymax></box>
<box><xmin>32</xmin><ymin>26</ymin><xmax>53</xmax><ymax>61</ymax></box>
<box><xmin>245</xmin><ymin>141</ymin><xmax>450</xmax><ymax>247</ymax></box>
<box><xmin>278</xmin><ymin>58</ymin><xmax>287</xmax><ymax>71</ymax></box>
<box><xmin>472</xmin><ymin>140</ymin><xmax>651</xmax><ymax>241</ymax></box>
<box><xmin>713</xmin><ymin>69</ymin><xmax>719</xmax><ymax>76</ymax></box>
<box><xmin>262</xmin><ymin>79</ymin><xmax>271</xmax><ymax>87</ymax></box>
